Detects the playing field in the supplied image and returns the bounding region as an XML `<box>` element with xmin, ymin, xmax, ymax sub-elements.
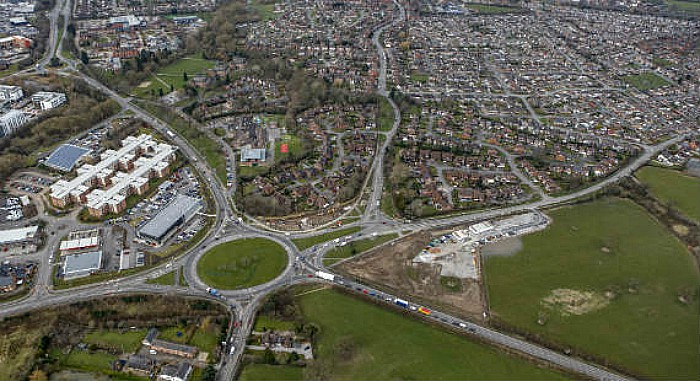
<box><xmin>291</xmin><ymin>288</ymin><xmax>570</xmax><ymax>380</ymax></box>
<box><xmin>636</xmin><ymin>165</ymin><xmax>700</xmax><ymax>221</ymax></box>
<box><xmin>83</xmin><ymin>329</ymin><xmax>146</xmax><ymax>352</ymax></box>
<box><xmin>197</xmin><ymin>238</ymin><xmax>288</xmax><ymax>289</ymax></box>
<box><xmin>134</xmin><ymin>54</ymin><xmax>215</xmax><ymax>97</ymax></box>
<box><xmin>484</xmin><ymin>198</ymin><xmax>700</xmax><ymax>379</ymax></box>
<box><xmin>622</xmin><ymin>72</ymin><xmax>671</xmax><ymax>91</ymax></box>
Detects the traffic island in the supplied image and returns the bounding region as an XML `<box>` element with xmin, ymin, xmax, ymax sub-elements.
<box><xmin>196</xmin><ymin>238</ymin><xmax>288</xmax><ymax>290</ymax></box>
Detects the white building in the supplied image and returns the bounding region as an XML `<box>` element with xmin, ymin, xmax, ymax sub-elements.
<box><xmin>0</xmin><ymin>85</ymin><xmax>23</xmax><ymax>102</ymax></box>
<box><xmin>0</xmin><ymin>109</ymin><xmax>28</xmax><ymax>136</ymax></box>
<box><xmin>31</xmin><ymin>91</ymin><xmax>67</xmax><ymax>111</ymax></box>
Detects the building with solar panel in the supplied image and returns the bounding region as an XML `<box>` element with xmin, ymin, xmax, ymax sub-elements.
<box><xmin>45</xmin><ymin>144</ymin><xmax>90</xmax><ymax>172</ymax></box>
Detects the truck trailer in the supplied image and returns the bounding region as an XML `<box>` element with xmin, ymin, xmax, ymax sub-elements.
<box><xmin>315</xmin><ymin>271</ymin><xmax>335</xmax><ymax>281</ymax></box>
<box><xmin>395</xmin><ymin>298</ymin><xmax>409</xmax><ymax>308</ymax></box>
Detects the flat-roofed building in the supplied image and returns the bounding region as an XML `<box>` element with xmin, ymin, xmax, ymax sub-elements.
<box><xmin>45</xmin><ymin>144</ymin><xmax>90</xmax><ymax>172</ymax></box>
<box><xmin>240</xmin><ymin>145</ymin><xmax>266</xmax><ymax>166</ymax></box>
<box><xmin>0</xmin><ymin>226</ymin><xmax>39</xmax><ymax>255</ymax></box>
<box><xmin>63</xmin><ymin>250</ymin><xmax>102</xmax><ymax>279</ymax></box>
<box><xmin>31</xmin><ymin>91</ymin><xmax>67</xmax><ymax>111</ymax></box>
<box><xmin>0</xmin><ymin>85</ymin><xmax>23</xmax><ymax>102</ymax></box>
<box><xmin>137</xmin><ymin>195</ymin><xmax>201</xmax><ymax>246</ymax></box>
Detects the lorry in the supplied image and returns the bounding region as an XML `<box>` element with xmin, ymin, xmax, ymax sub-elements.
<box><xmin>394</xmin><ymin>298</ymin><xmax>409</xmax><ymax>308</ymax></box>
<box><xmin>315</xmin><ymin>271</ymin><xmax>335</xmax><ymax>281</ymax></box>
<box><xmin>206</xmin><ymin>287</ymin><xmax>221</xmax><ymax>297</ymax></box>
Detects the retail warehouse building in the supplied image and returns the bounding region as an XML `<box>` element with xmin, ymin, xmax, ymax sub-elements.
<box><xmin>137</xmin><ymin>194</ymin><xmax>201</xmax><ymax>246</ymax></box>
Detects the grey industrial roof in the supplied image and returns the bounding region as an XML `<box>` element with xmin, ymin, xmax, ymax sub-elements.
<box><xmin>45</xmin><ymin>144</ymin><xmax>90</xmax><ymax>171</ymax></box>
<box><xmin>138</xmin><ymin>195</ymin><xmax>201</xmax><ymax>241</ymax></box>
<box><xmin>64</xmin><ymin>250</ymin><xmax>102</xmax><ymax>275</ymax></box>
<box><xmin>241</xmin><ymin>147</ymin><xmax>266</xmax><ymax>161</ymax></box>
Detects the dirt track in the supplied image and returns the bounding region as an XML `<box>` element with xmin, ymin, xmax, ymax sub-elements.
<box><xmin>337</xmin><ymin>231</ymin><xmax>486</xmax><ymax>321</ymax></box>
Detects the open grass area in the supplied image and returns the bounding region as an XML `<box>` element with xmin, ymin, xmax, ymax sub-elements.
<box><xmin>377</xmin><ymin>97</ymin><xmax>394</xmax><ymax>132</ymax></box>
<box><xmin>159</xmin><ymin>323</ymin><xmax>220</xmax><ymax>354</ymax></box>
<box><xmin>83</xmin><ymin>329</ymin><xmax>146</xmax><ymax>352</ymax></box>
<box><xmin>59</xmin><ymin>350</ymin><xmax>116</xmax><ymax>373</ymax></box>
<box><xmin>622</xmin><ymin>72</ymin><xmax>671</xmax><ymax>91</ymax></box>
<box><xmin>146</xmin><ymin>271</ymin><xmax>175</xmax><ymax>285</ymax></box>
<box><xmin>197</xmin><ymin>238</ymin><xmax>288</xmax><ymax>289</ymax></box>
<box><xmin>324</xmin><ymin>233</ymin><xmax>399</xmax><ymax>262</ymax></box>
<box><xmin>636</xmin><ymin>166</ymin><xmax>700</xmax><ymax>221</ymax></box>
<box><xmin>253</xmin><ymin>315</ymin><xmax>296</xmax><ymax>332</ymax></box>
<box><xmin>484</xmin><ymin>198</ymin><xmax>700</xmax><ymax>379</ymax></box>
<box><xmin>250</xmin><ymin>0</ymin><xmax>278</xmax><ymax>20</ymax></box>
<box><xmin>292</xmin><ymin>227</ymin><xmax>361</xmax><ymax>251</ymax></box>
<box><xmin>283</xmin><ymin>288</ymin><xmax>570</xmax><ymax>380</ymax></box>
<box><xmin>133</xmin><ymin>54</ymin><xmax>216</xmax><ymax>98</ymax></box>
<box><xmin>238</xmin><ymin>364</ymin><xmax>304</xmax><ymax>381</ymax></box>
<box><xmin>275</xmin><ymin>134</ymin><xmax>302</xmax><ymax>164</ymax></box>
<box><xmin>665</xmin><ymin>0</ymin><xmax>700</xmax><ymax>15</ymax></box>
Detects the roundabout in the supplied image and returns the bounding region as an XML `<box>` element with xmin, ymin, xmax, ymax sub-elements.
<box><xmin>196</xmin><ymin>237</ymin><xmax>290</xmax><ymax>290</ymax></box>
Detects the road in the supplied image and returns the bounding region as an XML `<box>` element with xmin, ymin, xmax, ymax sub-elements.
<box><xmin>1</xmin><ymin>1</ymin><xmax>685</xmax><ymax>380</ymax></box>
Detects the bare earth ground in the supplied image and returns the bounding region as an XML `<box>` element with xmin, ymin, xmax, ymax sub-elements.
<box><xmin>337</xmin><ymin>231</ymin><xmax>486</xmax><ymax>321</ymax></box>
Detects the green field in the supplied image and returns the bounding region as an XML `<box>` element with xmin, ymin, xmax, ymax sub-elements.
<box><xmin>484</xmin><ymin>198</ymin><xmax>700</xmax><ymax>379</ymax></box>
<box><xmin>238</xmin><ymin>364</ymin><xmax>304</xmax><ymax>381</ymax></box>
<box><xmin>275</xmin><ymin>134</ymin><xmax>302</xmax><ymax>164</ymax></box>
<box><xmin>58</xmin><ymin>350</ymin><xmax>116</xmax><ymax>373</ymax></box>
<box><xmin>146</xmin><ymin>271</ymin><xmax>175</xmax><ymax>285</ymax></box>
<box><xmin>292</xmin><ymin>227</ymin><xmax>361</xmax><ymax>251</ymax></box>
<box><xmin>251</xmin><ymin>0</ymin><xmax>277</xmax><ymax>20</ymax></box>
<box><xmin>253</xmin><ymin>315</ymin><xmax>296</xmax><ymax>332</ymax></box>
<box><xmin>636</xmin><ymin>166</ymin><xmax>700</xmax><ymax>221</ymax></box>
<box><xmin>240</xmin><ymin>288</ymin><xmax>571</xmax><ymax>380</ymax></box>
<box><xmin>324</xmin><ymin>233</ymin><xmax>398</xmax><ymax>264</ymax></box>
<box><xmin>134</xmin><ymin>55</ymin><xmax>216</xmax><ymax>98</ymax></box>
<box><xmin>665</xmin><ymin>0</ymin><xmax>700</xmax><ymax>15</ymax></box>
<box><xmin>197</xmin><ymin>238</ymin><xmax>288</xmax><ymax>289</ymax></box>
<box><xmin>83</xmin><ymin>329</ymin><xmax>146</xmax><ymax>352</ymax></box>
<box><xmin>377</xmin><ymin>97</ymin><xmax>395</xmax><ymax>132</ymax></box>
<box><xmin>622</xmin><ymin>72</ymin><xmax>672</xmax><ymax>91</ymax></box>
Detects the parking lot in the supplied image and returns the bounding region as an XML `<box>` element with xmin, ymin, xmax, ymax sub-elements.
<box><xmin>105</xmin><ymin>166</ymin><xmax>205</xmax><ymax>249</ymax></box>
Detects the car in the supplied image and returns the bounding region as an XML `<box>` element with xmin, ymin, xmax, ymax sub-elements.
<box><xmin>458</xmin><ymin>322</ymin><xmax>467</xmax><ymax>328</ymax></box>
<box><xmin>362</xmin><ymin>289</ymin><xmax>369</xmax><ymax>294</ymax></box>
<box><xmin>468</xmin><ymin>328</ymin><xmax>476</xmax><ymax>333</ymax></box>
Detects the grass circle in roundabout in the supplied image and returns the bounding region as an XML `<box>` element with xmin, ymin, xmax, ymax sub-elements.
<box><xmin>197</xmin><ymin>238</ymin><xmax>288</xmax><ymax>290</ymax></box>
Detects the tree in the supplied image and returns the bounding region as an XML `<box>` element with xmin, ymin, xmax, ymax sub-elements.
<box><xmin>263</xmin><ymin>348</ymin><xmax>277</xmax><ymax>364</ymax></box>
<box><xmin>183</xmin><ymin>71</ymin><xmax>189</xmax><ymax>82</ymax></box>
<box><xmin>158</xmin><ymin>88</ymin><xmax>164</xmax><ymax>97</ymax></box>
<box><xmin>79</xmin><ymin>50</ymin><xmax>89</xmax><ymax>65</ymax></box>
<box><xmin>201</xmin><ymin>365</ymin><xmax>217</xmax><ymax>381</ymax></box>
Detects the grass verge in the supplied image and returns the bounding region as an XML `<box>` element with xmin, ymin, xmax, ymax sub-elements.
<box><xmin>292</xmin><ymin>227</ymin><xmax>361</xmax><ymax>251</ymax></box>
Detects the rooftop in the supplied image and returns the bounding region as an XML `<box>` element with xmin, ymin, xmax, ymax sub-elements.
<box><xmin>45</xmin><ymin>144</ymin><xmax>90</xmax><ymax>172</ymax></box>
<box><xmin>138</xmin><ymin>194</ymin><xmax>201</xmax><ymax>240</ymax></box>
<box><xmin>64</xmin><ymin>250</ymin><xmax>102</xmax><ymax>276</ymax></box>
<box><xmin>0</xmin><ymin>226</ymin><xmax>38</xmax><ymax>245</ymax></box>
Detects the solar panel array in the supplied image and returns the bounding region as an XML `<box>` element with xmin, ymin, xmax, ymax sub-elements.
<box><xmin>45</xmin><ymin>144</ymin><xmax>90</xmax><ymax>172</ymax></box>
